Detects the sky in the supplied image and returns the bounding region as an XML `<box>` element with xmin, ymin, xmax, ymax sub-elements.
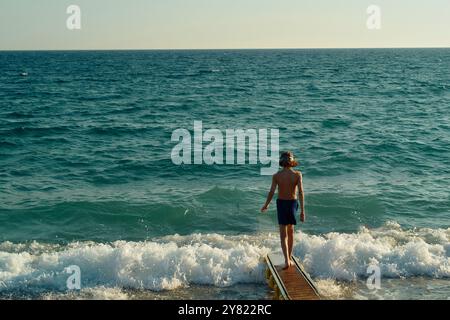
<box><xmin>0</xmin><ymin>0</ymin><xmax>449</xmax><ymax>50</ymax></box>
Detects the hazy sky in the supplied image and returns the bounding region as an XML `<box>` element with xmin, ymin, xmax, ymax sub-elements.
<box><xmin>0</xmin><ymin>0</ymin><xmax>449</xmax><ymax>50</ymax></box>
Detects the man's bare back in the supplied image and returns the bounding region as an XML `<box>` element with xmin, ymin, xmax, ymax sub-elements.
<box><xmin>274</xmin><ymin>168</ymin><xmax>301</xmax><ymax>200</ymax></box>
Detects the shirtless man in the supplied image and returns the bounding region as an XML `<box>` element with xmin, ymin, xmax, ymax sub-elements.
<box><xmin>261</xmin><ymin>151</ymin><xmax>305</xmax><ymax>269</ymax></box>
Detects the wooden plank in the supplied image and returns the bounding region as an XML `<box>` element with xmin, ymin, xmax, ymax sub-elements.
<box><xmin>265</xmin><ymin>254</ymin><xmax>321</xmax><ymax>300</ymax></box>
<box><xmin>265</xmin><ymin>255</ymin><xmax>290</xmax><ymax>300</ymax></box>
<box><xmin>292</xmin><ymin>256</ymin><xmax>321</xmax><ymax>297</ymax></box>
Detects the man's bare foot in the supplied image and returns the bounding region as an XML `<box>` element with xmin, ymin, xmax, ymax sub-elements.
<box><xmin>282</xmin><ymin>261</ymin><xmax>292</xmax><ymax>270</ymax></box>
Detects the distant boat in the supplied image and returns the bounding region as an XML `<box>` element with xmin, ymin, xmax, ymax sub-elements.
<box><xmin>20</xmin><ymin>72</ymin><xmax>28</xmax><ymax>76</ymax></box>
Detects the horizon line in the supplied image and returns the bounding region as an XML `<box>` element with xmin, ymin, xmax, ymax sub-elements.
<box><xmin>1</xmin><ymin>46</ymin><xmax>449</xmax><ymax>52</ymax></box>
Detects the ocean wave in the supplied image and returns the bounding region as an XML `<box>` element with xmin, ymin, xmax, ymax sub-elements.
<box><xmin>0</xmin><ymin>222</ymin><xmax>448</xmax><ymax>297</ymax></box>
<box><xmin>296</xmin><ymin>221</ymin><xmax>449</xmax><ymax>280</ymax></box>
<box><xmin>1</xmin><ymin>126</ymin><xmax>72</xmax><ymax>137</ymax></box>
<box><xmin>321</xmin><ymin>117</ymin><xmax>352</xmax><ymax>128</ymax></box>
<box><xmin>0</xmin><ymin>235</ymin><xmax>268</xmax><ymax>292</ymax></box>
<box><xmin>4</xmin><ymin>111</ymin><xmax>35</xmax><ymax>119</ymax></box>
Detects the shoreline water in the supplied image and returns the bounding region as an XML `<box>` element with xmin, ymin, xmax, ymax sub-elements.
<box><xmin>0</xmin><ymin>222</ymin><xmax>448</xmax><ymax>300</ymax></box>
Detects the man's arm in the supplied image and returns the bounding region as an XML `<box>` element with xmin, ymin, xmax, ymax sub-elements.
<box><xmin>261</xmin><ymin>175</ymin><xmax>277</xmax><ymax>212</ymax></box>
<box><xmin>298</xmin><ymin>172</ymin><xmax>305</xmax><ymax>222</ymax></box>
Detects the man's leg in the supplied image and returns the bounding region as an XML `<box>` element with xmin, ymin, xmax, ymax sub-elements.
<box><xmin>279</xmin><ymin>225</ymin><xmax>289</xmax><ymax>269</ymax></box>
<box><xmin>287</xmin><ymin>224</ymin><xmax>294</xmax><ymax>264</ymax></box>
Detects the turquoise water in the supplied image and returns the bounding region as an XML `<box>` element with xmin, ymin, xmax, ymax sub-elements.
<box><xmin>0</xmin><ymin>49</ymin><xmax>449</xmax><ymax>299</ymax></box>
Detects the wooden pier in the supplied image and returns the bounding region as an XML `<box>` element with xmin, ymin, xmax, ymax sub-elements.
<box><xmin>265</xmin><ymin>254</ymin><xmax>321</xmax><ymax>300</ymax></box>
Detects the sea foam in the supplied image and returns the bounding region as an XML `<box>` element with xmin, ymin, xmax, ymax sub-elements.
<box><xmin>0</xmin><ymin>222</ymin><xmax>448</xmax><ymax>295</ymax></box>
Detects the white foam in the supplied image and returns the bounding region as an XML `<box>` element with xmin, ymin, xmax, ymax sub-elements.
<box><xmin>0</xmin><ymin>237</ymin><xmax>269</xmax><ymax>292</ymax></box>
<box><xmin>314</xmin><ymin>279</ymin><xmax>351</xmax><ymax>299</ymax></box>
<box><xmin>42</xmin><ymin>286</ymin><xmax>130</xmax><ymax>300</ymax></box>
<box><xmin>0</xmin><ymin>222</ymin><xmax>448</xmax><ymax>296</ymax></box>
<box><xmin>294</xmin><ymin>222</ymin><xmax>449</xmax><ymax>280</ymax></box>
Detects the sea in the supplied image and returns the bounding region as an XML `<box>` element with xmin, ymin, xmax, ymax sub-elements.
<box><xmin>0</xmin><ymin>48</ymin><xmax>449</xmax><ymax>300</ymax></box>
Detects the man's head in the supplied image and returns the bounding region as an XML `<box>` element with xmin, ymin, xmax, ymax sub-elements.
<box><xmin>279</xmin><ymin>151</ymin><xmax>298</xmax><ymax>168</ymax></box>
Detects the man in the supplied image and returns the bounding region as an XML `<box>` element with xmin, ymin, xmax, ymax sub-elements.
<box><xmin>261</xmin><ymin>151</ymin><xmax>305</xmax><ymax>269</ymax></box>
